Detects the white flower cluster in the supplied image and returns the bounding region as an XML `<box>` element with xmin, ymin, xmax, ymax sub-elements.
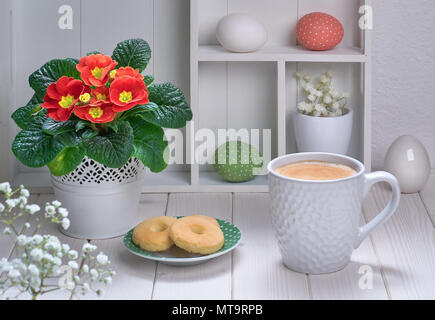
<box><xmin>296</xmin><ymin>72</ymin><xmax>349</xmax><ymax>117</ymax></box>
<box><xmin>0</xmin><ymin>234</ymin><xmax>66</xmax><ymax>295</ymax></box>
<box><xmin>0</xmin><ymin>182</ymin><xmax>12</xmax><ymax>196</ymax></box>
<box><xmin>0</xmin><ymin>182</ymin><xmax>115</xmax><ymax>299</ymax></box>
<box><xmin>43</xmin><ymin>200</ymin><xmax>70</xmax><ymax>230</ymax></box>
<box><xmin>61</xmin><ymin>242</ymin><xmax>116</xmax><ymax>297</ymax></box>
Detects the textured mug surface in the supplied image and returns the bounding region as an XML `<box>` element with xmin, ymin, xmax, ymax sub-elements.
<box><xmin>268</xmin><ymin>153</ymin><xmax>400</xmax><ymax>274</ymax></box>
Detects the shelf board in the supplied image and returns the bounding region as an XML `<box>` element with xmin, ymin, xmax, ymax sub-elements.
<box><xmin>199</xmin><ymin>171</ymin><xmax>268</xmax><ymax>192</ymax></box>
<box><xmin>13</xmin><ymin>171</ymin><xmax>192</xmax><ymax>194</ymax></box>
<box><xmin>12</xmin><ymin>170</ymin><xmax>269</xmax><ymax>193</ymax></box>
<box><xmin>142</xmin><ymin>170</ymin><xmax>192</xmax><ymax>192</ymax></box>
<box><xmin>143</xmin><ymin>170</ymin><xmax>190</xmax><ymax>186</ymax></box>
<box><xmin>196</xmin><ymin>45</ymin><xmax>367</xmax><ymax>63</ymax></box>
<box><xmin>14</xmin><ymin>172</ymin><xmax>52</xmax><ymax>193</ymax></box>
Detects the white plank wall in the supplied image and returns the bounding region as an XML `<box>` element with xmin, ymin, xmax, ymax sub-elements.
<box><xmin>11</xmin><ymin>0</ymin><xmax>81</xmax><ymax>176</ymax></box>
<box><xmin>197</xmin><ymin>62</ymin><xmax>228</xmax><ymax>170</ymax></box>
<box><xmin>0</xmin><ymin>0</ymin><xmax>12</xmax><ymax>182</ymax></box>
<box><xmin>12</xmin><ymin>0</ymin><xmax>81</xmax><ymax>109</ymax></box>
<box><xmin>229</xmin><ymin>0</ymin><xmax>298</xmax><ymax>46</ymax></box>
<box><xmin>227</xmin><ymin>61</ymin><xmax>277</xmax><ymax>157</ymax></box>
<box><xmin>81</xmin><ymin>0</ymin><xmax>154</xmax><ymax>75</ymax></box>
<box><xmin>0</xmin><ymin>0</ymin><xmax>11</xmax><ymax>126</ymax></box>
<box><xmin>198</xmin><ymin>0</ymin><xmax>227</xmax><ymax>45</ymax></box>
<box><xmin>154</xmin><ymin>0</ymin><xmax>190</xmax><ymax>172</ymax></box>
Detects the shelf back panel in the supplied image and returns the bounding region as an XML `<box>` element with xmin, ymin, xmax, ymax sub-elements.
<box><xmin>197</xmin><ymin>62</ymin><xmax>278</xmax><ymax>172</ymax></box>
<box><xmin>198</xmin><ymin>0</ymin><xmax>362</xmax><ymax>49</ymax></box>
<box><xmin>286</xmin><ymin>62</ymin><xmax>364</xmax><ymax>162</ymax></box>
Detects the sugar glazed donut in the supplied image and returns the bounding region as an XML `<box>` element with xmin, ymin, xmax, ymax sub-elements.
<box><xmin>133</xmin><ymin>216</ymin><xmax>177</xmax><ymax>252</ymax></box>
<box><xmin>169</xmin><ymin>216</ymin><xmax>224</xmax><ymax>255</ymax></box>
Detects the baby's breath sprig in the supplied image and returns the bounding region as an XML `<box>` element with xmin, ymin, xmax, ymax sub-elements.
<box><xmin>296</xmin><ymin>72</ymin><xmax>349</xmax><ymax>117</ymax></box>
<box><xmin>0</xmin><ymin>182</ymin><xmax>114</xmax><ymax>300</ymax></box>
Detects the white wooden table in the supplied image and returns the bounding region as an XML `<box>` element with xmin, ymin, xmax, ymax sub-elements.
<box><xmin>2</xmin><ymin>171</ymin><xmax>435</xmax><ymax>300</ymax></box>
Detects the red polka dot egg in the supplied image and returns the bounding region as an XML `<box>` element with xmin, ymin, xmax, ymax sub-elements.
<box><xmin>296</xmin><ymin>12</ymin><xmax>344</xmax><ymax>51</ymax></box>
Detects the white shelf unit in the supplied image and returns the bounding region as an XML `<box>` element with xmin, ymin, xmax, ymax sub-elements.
<box><xmin>5</xmin><ymin>0</ymin><xmax>371</xmax><ymax>194</ymax></box>
<box><xmin>188</xmin><ymin>0</ymin><xmax>372</xmax><ymax>193</ymax></box>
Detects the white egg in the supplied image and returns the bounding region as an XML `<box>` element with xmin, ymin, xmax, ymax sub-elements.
<box><xmin>216</xmin><ymin>13</ymin><xmax>267</xmax><ymax>53</ymax></box>
<box><xmin>384</xmin><ymin>135</ymin><xmax>431</xmax><ymax>194</ymax></box>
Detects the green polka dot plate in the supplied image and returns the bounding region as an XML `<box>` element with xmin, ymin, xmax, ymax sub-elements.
<box><xmin>123</xmin><ymin>217</ymin><xmax>242</xmax><ymax>266</ymax></box>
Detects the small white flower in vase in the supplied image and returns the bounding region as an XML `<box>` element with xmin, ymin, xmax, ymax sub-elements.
<box><xmin>293</xmin><ymin>72</ymin><xmax>353</xmax><ymax>155</ymax></box>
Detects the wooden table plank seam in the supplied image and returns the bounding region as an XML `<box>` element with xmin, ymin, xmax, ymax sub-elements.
<box><xmin>0</xmin><ymin>195</ymin><xmax>39</xmax><ymax>262</ymax></box>
<box><xmin>232</xmin><ymin>193</ymin><xmax>311</xmax><ymax>300</ymax></box>
<box><xmin>151</xmin><ymin>193</ymin><xmax>233</xmax><ymax>300</ymax></box>
<box><xmin>417</xmin><ymin>192</ymin><xmax>435</xmax><ymax>229</ymax></box>
<box><xmin>306</xmin><ymin>275</ymin><xmax>314</xmax><ymax>300</ymax></box>
<box><xmin>230</xmin><ymin>193</ymin><xmax>235</xmax><ymax>300</ymax></box>
<box><xmin>361</xmin><ymin>212</ymin><xmax>392</xmax><ymax>300</ymax></box>
<box><xmin>6</xmin><ymin>202</ymin><xmax>35</xmax><ymax>261</ymax></box>
<box><xmin>68</xmin><ymin>240</ymin><xmax>90</xmax><ymax>301</ymax></box>
<box><xmin>363</xmin><ymin>185</ymin><xmax>435</xmax><ymax>299</ymax></box>
<box><xmin>86</xmin><ymin>193</ymin><xmax>168</xmax><ymax>300</ymax></box>
<box><xmin>150</xmin><ymin>193</ymin><xmax>170</xmax><ymax>300</ymax></box>
<box><xmin>419</xmin><ymin>169</ymin><xmax>435</xmax><ymax>226</ymax></box>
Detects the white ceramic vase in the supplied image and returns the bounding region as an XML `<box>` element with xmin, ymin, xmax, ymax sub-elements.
<box><xmin>51</xmin><ymin>158</ymin><xmax>145</xmax><ymax>240</ymax></box>
<box><xmin>293</xmin><ymin>109</ymin><xmax>353</xmax><ymax>155</ymax></box>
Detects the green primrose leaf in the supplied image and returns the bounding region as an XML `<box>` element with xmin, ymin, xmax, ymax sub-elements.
<box><xmin>112</xmin><ymin>39</ymin><xmax>151</xmax><ymax>73</ymax></box>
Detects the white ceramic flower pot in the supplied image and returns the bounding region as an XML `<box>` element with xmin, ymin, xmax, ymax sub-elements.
<box><xmin>293</xmin><ymin>109</ymin><xmax>353</xmax><ymax>155</ymax></box>
<box><xmin>51</xmin><ymin>158</ymin><xmax>145</xmax><ymax>240</ymax></box>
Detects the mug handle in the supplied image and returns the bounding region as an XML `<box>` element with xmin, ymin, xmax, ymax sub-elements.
<box><xmin>354</xmin><ymin>171</ymin><xmax>401</xmax><ymax>248</ymax></box>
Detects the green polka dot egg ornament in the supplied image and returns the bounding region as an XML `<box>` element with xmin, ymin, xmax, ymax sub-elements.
<box><xmin>214</xmin><ymin>141</ymin><xmax>263</xmax><ymax>182</ymax></box>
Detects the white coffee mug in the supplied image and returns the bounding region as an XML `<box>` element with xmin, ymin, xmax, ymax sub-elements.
<box><xmin>268</xmin><ymin>152</ymin><xmax>400</xmax><ymax>274</ymax></box>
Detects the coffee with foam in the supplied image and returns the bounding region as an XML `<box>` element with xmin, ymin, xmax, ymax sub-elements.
<box><xmin>275</xmin><ymin>161</ymin><xmax>357</xmax><ymax>181</ymax></box>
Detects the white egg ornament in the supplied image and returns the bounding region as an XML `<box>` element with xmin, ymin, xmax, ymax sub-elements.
<box><xmin>384</xmin><ymin>135</ymin><xmax>431</xmax><ymax>194</ymax></box>
<box><xmin>216</xmin><ymin>13</ymin><xmax>267</xmax><ymax>53</ymax></box>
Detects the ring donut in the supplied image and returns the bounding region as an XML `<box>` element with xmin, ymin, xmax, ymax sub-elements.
<box><xmin>133</xmin><ymin>216</ymin><xmax>177</xmax><ymax>252</ymax></box>
<box><xmin>186</xmin><ymin>215</ymin><xmax>219</xmax><ymax>227</ymax></box>
<box><xmin>169</xmin><ymin>216</ymin><xmax>224</xmax><ymax>255</ymax></box>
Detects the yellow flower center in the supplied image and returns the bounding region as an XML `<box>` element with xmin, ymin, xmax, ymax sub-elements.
<box><xmin>79</xmin><ymin>93</ymin><xmax>91</xmax><ymax>103</ymax></box>
<box><xmin>109</xmin><ymin>70</ymin><xmax>117</xmax><ymax>79</ymax></box>
<box><xmin>58</xmin><ymin>94</ymin><xmax>75</xmax><ymax>109</ymax></box>
<box><xmin>119</xmin><ymin>91</ymin><xmax>133</xmax><ymax>103</ymax></box>
<box><xmin>91</xmin><ymin>67</ymin><xmax>103</xmax><ymax>80</ymax></box>
<box><xmin>89</xmin><ymin>107</ymin><xmax>104</xmax><ymax>119</ymax></box>
<box><xmin>96</xmin><ymin>93</ymin><xmax>106</xmax><ymax>101</ymax></box>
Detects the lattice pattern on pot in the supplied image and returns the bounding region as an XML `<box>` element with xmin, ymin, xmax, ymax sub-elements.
<box><xmin>53</xmin><ymin>158</ymin><xmax>144</xmax><ymax>186</ymax></box>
